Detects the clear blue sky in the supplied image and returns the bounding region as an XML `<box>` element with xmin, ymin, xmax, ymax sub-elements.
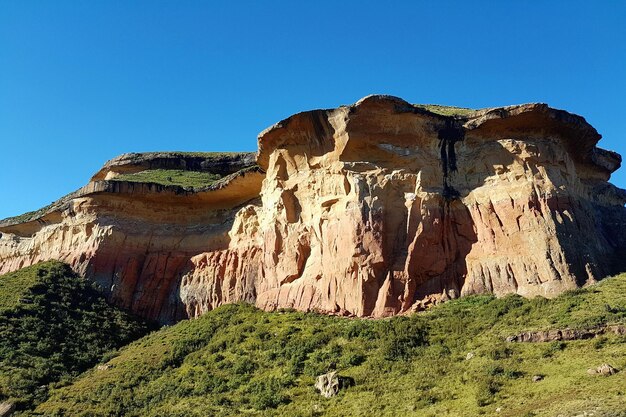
<box><xmin>1</xmin><ymin>1</ymin><xmax>625</xmax><ymax>219</ymax></box>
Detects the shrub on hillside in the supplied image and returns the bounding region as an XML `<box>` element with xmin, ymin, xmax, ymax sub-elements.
<box><xmin>0</xmin><ymin>261</ymin><xmax>150</xmax><ymax>410</ymax></box>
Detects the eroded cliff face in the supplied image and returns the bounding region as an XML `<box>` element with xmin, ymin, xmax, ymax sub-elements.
<box><xmin>2</xmin><ymin>96</ymin><xmax>625</xmax><ymax>322</ymax></box>
<box><xmin>0</xmin><ymin>153</ymin><xmax>263</xmax><ymax>323</ymax></box>
<box><xmin>181</xmin><ymin>96</ymin><xmax>626</xmax><ymax>318</ymax></box>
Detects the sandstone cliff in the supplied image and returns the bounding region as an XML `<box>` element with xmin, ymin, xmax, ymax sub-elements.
<box><xmin>1</xmin><ymin>96</ymin><xmax>625</xmax><ymax>322</ymax></box>
<box><xmin>0</xmin><ymin>152</ymin><xmax>262</xmax><ymax>322</ymax></box>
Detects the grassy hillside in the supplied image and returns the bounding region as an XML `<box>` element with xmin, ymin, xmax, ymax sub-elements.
<box><xmin>0</xmin><ymin>262</ymin><xmax>150</xmax><ymax>412</ymax></box>
<box><xmin>0</xmin><ymin>263</ymin><xmax>43</xmax><ymax>311</ymax></box>
<box><xmin>28</xmin><ymin>273</ymin><xmax>626</xmax><ymax>417</ymax></box>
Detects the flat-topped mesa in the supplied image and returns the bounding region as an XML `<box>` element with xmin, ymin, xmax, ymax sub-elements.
<box><xmin>183</xmin><ymin>95</ymin><xmax>626</xmax><ymax>318</ymax></box>
<box><xmin>0</xmin><ymin>152</ymin><xmax>262</xmax><ymax>323</ymax></box>
<box><xmin>2</xmin><ymin>96</ymin><xmax>625</xmax><ymax>323</ymax></box>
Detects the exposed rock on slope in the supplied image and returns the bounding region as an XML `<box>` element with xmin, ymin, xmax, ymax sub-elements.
<box><xmin>1</xmin><ymin>97</ymin><xmax>626</xmax><ymax>322</ymax></box>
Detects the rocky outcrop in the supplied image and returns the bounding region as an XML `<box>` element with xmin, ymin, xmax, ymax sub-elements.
<box><xmin>1</xmin><ymin>96</ymin><xmax>626</xmax><ymax>322</ymax></box>
<box><xmin>0</xmin><ymin>152</ymin><xmax>262</xmax><ymax>323</ymax></box>
<box><xmin>587</xmin><ymin>364</ymin><xmax>618</xmax><ymax>376</ymax></box>
<box><xmin>314</xmin><ymin>371</ymin><xmax>355</xmax><ymax>398</ymax></box>
<box><xmin>506</xmin><ymin>324</ymin><xmax>626</xmax><ymax>343</ymax></box>
<box><xmin>89</xmin><ymin>151</ymin><xmax>256</xmax><ymax>181</ymax></box>
<box><xmin>0</xmin><ymin>402</ymin><xmax>15</xmax><ymax>417</ymax></box>
<box><xmin>183</xmin><ymin>96</ymin><xmax>626</xmax><ymax>318</ymax></box>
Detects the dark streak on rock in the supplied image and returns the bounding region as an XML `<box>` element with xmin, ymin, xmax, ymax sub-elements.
<box><xmin>438</xmin><ymin>120</ymin><xmax>465</xmax><ymax>200</ymax></box>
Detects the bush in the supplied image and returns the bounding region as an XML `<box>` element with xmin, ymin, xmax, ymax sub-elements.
<box><xmin>541</xmin><ymin>341</ymin><xmax>567</xmax><ymax>358</ymax></box>
<box><xmin>476</xmin><ymin>377</ymin><xmax>501</xmax><ymax>406</ymax></box>
<box><xmin>233</xmin><ymin>356</ymin><xmax>257</xmax><ymax>375</ymax></box>
<box><xmin>343</xmin><ymin>321</ymin><xmax>377</xmax><ymax>340</ymax></box>
<box><xmin>380</xmin><ymin>317</ymin><xmax>428</xmax><ymax>361</ymax></box>
<box><xmin>304</xmin><ymin>343</ymin><xmax>343</xmax><ymax>376</ymax></box>
<box><xmin>247</xmin><ymin>376</ymin><xmax>291</xmax><ymax>410</ymax></box>
<box><xmin>342</xmin><ymin>352</ymin><xmax>366</xmax><ymax>367</ymax></box>
<box><xmin>488</xmin><ymin>344</ymin><xmax>512</xmax><ymax>360</ymax></box>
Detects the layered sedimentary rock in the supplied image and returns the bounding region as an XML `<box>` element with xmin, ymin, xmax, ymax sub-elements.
<box><xmin>180</xmin><ymin>96</ymin><xmax>626</xmax><ymax>318</ymax></box>
<box><xmin>2</xmin><ymin>96</ymin><xmax>626</xmax><ymax>322</ymax></box>
<box><xmin>0</xmin><ymin>153</ymin><xmax>263</xmax><ymax>322</ymax></box>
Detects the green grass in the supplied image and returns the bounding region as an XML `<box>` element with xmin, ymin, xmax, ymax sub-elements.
<box><xmin>0</xmin><ymin>263</ymin><xmax>43</xmax><ymax>311</ymax></box>
<box><xmin>0</xmin><ymin>204</ymin><xmax>55</xmax><ymax>225</ymax></box>
<box><xmin>122</xmin><ymin>151</ymin><xmax>253</xmax><ymax>160</ymax></box>
<box><xmin>26</xmin><ymin>273</ymin><xmax>626</xmax><ymax>417</ymax></box>
<box><xmin>145</xmin><ymin>151</ymin><xmax>249</xmax><ymax>158</ymax></box>
<box><xmin>0</xmin><ymin>262</ymin><xmax>150</xmax><ymax>412</ymax></box>
<box><xmin>183</xmin><ymin>152</ymin><xmax>251</xmax><ymax>159</ymax></box>
<box><xmin>415</xmin><ymin>104</ymin><xmax>477</xmax><ymax>117</ymax></box>
<box><xmin>112</xmin><ymin>169</ymin><xmax>222</xmax><ymax>188</ymax></box>
<box><xmin>0</xmin><ymin>190</ymin><xmax>78</xmax><ymax>226</ymax></box>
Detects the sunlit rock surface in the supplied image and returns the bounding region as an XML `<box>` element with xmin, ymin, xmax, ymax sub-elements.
<box><xmin>2</xmin><ymin>96</ymin><xmax>625</xmax><ymax>322</ymax></box>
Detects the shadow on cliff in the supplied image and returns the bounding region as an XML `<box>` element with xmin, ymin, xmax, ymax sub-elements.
<box><xmin>541</xmin><ymin>181</ymin><xmax>626</xmax><ymax>285</ymax></box>
<box><xmin>406</xmin><ymin>198</ymin><xmax>478</xmax><ymax>306</ymax></box>
<box><xmin>364</xmin><ymin>121</ymin><xmax>491</xmax><ymax>314</ymax></box>
<box><xmin>404</xmin><ymin>121</ymin><xmax>483</xmax><ymax>307</ymax></box>
<box><xmin>373</xmin><ymin>121</ymin><xmax>626</xmax><ymax>311</ymax></box>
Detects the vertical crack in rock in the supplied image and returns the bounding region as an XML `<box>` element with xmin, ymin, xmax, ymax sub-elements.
<box><xmin>438</xmin><ymin>119</ymin><xmax>464</xmax><ymax>200</ymax></box>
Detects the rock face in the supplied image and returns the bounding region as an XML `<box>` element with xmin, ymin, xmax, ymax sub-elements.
<box><xmin>1</xmin><ymin>96</ymin><xmax>626</xmax><ymax>322</ymax></box>
<box><xmin>0</xmin><ymin>152</ymin><xmax>263</xmax><ymax>323</ymax></box>
<box><xmin>0</xmin><ymin>402</ymin><xmax>15</xmax><ymax>417</ymax></box>
<box><xmin>181</xmin><ymin>96</ymin><xmax>626</xmax><ymax>318</ymax></box>
<box><xmin>506</xmin><ymin>324</ymin><xmax>626</xmax><ymax>343</ymax></box>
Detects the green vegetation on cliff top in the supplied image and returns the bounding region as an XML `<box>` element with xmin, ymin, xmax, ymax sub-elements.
<box><xmin>0</xmin><ymin>152</ymin><xmax>255</xmax><ymax>225</ymax></box>
<box><xmin>111</xmin><ymin>169</ymin><xmax>222</xmax><ymax>188</ymax></box>
<box><xmin>124</xmin><ymin>151</ymin><xmax>251</xmax><ymax>159</ymax></box>
<box><xmin>414</xmin><ymin>104</ymin><xmax>476</xmax><ymax>117</ymax></box>
<box><xmin>18</xmin><ymin>270</ymin><xmax>626</xmax><ymax>417</ymax></box>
